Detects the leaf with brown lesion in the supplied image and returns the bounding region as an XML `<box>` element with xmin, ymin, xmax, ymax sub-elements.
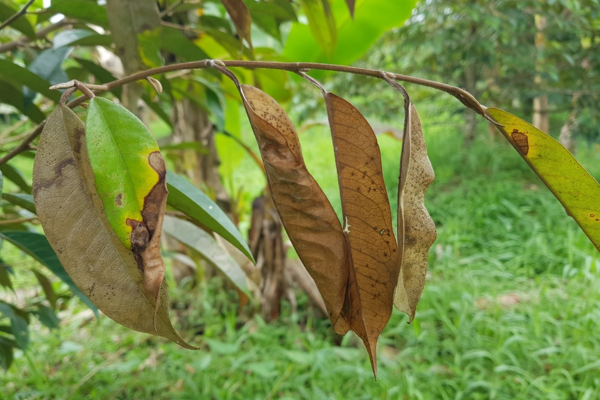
<box><xmin>32</xmin><ymin>105</ymin><xmax>195</xmax><ymax>348</ymax></box>
<box><xmin>394</xmin><ymin>103</ymin><xmax>437</xmax><ymax>322</ymax></box>
<box><xmin>238</xmin><ymin>84</ymin><xmax>349</xmax><ymax>332</ymax></box>
<box><xmin>324</xmin><ymin>93</ymin><xmax>398</xmax><ymax>377</ymax></box>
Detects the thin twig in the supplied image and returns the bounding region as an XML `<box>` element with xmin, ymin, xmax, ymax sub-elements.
<box><xmin>0</xmin><ymin>19</ymin><xmax>72</xmax><ymax>54</ymax></box>
<box><xmin>0</xmin><ymin>124</ymin><xmax>44</xmax><ymax>165</ymax></box>
<box><xmin>0</xmin><ymin>0</ymin><xmax>36</xmax><ymax>31</ymax></box>
<box><xmin>297</xmin><ymin>71</ymin><xmax>328</xmax><ymax>97</ymax></box>
<box><xmin>0</xmin><ymin>59</ymin><xmax>492</xmax><ymax>165</ymax></box>
<box><xmin>0</xmin><ymin>129</ymin><xmax>35</xmax><ymax>146</ymax></box>
<box><xmin>0</xmin><ymin>119</ymin><xmax>28</xmax><ymax>141</ymax></box>
<box><xmin>159</xmin><ymin>0</ymin><xmax>183</xmax><ymax>17</ymax></box>
<box><xmin>0</xmin><ymin>217</ymin><xmax>38</xmax><ymax>226</ymax></box>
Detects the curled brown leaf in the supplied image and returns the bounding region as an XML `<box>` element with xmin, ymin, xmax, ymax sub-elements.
<box><xmin>220</xmin><ymin>0</ymin><xmax>253</xmax><ymax>51</ymax></box>
<box><xmin>394</xmin><ymin>104</ymin><xmax>437</xmax><ymax>322</ymax></box>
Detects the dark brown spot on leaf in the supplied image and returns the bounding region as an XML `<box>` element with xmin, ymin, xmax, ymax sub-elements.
<box><xmin>511</xmin><ymin>129</ymin><xmax>529</xmax><ymax>155</ymax></box>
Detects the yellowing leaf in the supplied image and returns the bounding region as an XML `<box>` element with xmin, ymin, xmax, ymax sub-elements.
<box><xmin>32</xmin><ymin>105</ymin><xmax>194</xmax><ymax>348</ymax></box>
<box><xmin>85</xmin><ymin>97</ymin><xmax>160</xmax><ymax>251</ymax></box>
<box><xmin>487</xmin><ymin>108</ymin><xmax>600</xmax><ymax>252</ymax></box>
<box><xmin>394</xmin><ymin>104</ymin><xmax>436</xmax><ymax>322</ymax></box>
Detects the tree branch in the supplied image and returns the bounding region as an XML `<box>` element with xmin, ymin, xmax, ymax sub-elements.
<box><xmin>0</xmin><ymin>18</ymin><xmax>72</xmax><ymax>54</ymax></box>
<box><xmin>0</xmin><ymin>59</ymin><xmax>490</xmax><ymax>165</ymax></box>
<box><xmin>0</xmin><ymin>0</ymin><xmax>36</xmax><ymax>31</ymax></box>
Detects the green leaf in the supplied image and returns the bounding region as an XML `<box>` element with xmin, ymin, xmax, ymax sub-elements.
<box><xmin>0</xmin><ymin>342</ymin><xmax>14</xmax><ymax>370</ymax></box>
<box><xmin>49</xmin><ymin>0</ymin><xmax>109</xmax><ymax>27</ymax></box>
<box><xmin>86</xmin><ymin>97</ymin><xmax>162</xmax><ymax>250</ymax></box>
<box><xmin>0</xmin><ymin>81</ymin><xmax>45</xmax><ymax>123</ymax></box>
<box><xmin>0</xmin><ymin>169</ymin><xmax>3</xmax><ymax>197</ymax></box>
<box><xmin>25</xmin><ymin>47</ymin><xmax>72</xmax><ymax>105</ymax></box>
<box><xmin>159</xmin><ymin>26</ymin><xmax>210</xmax><ymax>62</ymax></box>
<box><xmin>32</xmin><ymin>304</ymin><xmax>60</xmax><ymax>330</ymax></box>
<box><xmin>52</xmin><ymin>29</ymin><xmax>93</xmax><ymax>48</ymax></box>
<box><xmin>198</xmin><ymin>15</ymin><xmax>233</xmax><ymax>34</ymax></box>
<box><xmin>74</xmin><ymin>58</ymin><xmax>122</xmax><ymax>99</ymax></box>
<box><xmin>0</xmin><ymin>232</ymin><xmax>98</xmax><ymax>316</ymax></box>
<box><xmin>162</xmin><ymin>215</ymin><xmax>250</xmax><ymax>295</ymax></box>
<box><xmin>0</xmin><ymin>59</ymin><xmax>60</xmax><ymax>103</ymax></box>
<box><xmin>249</xmin><ymin>13</ymin><xmax>280</xmax><ymax>40</ymax></box>
<box><xmin>53</xmin><ymin>29</ymin><xmax>113</xmax><ymax>48</ymax></box>
<box><xmin>245</xmin><ymin>0</ymin><xmax>298</xmax><ymax>20</ymax></box>
<box><xmin>206</xmin><ymin>89</ymin><xmax>225</xmax><ymax>132</ymax></box>
<box><xmin>66</xmin><ymin>66</ymin><xmax>90</xmax><ymax>82</ymax></box>
<box><xmin>33</xmin><ymin>270</ymin><xmax>57</xmax><ymax>309</ymax></box>
<box><xmin>487</xmin><ymin>108</ymin><xmax>600</xmax><ymax>253</ymax></box>
<box><xmin>0</xmin><ymin>163</ymin><xmax>32</xmax><ymax>194</ymax></box>
<box><xmin>284</xmin><ymin>0</ymin><xmax>417</xmax><ymax>77</ymax></box>
<box><xmin>160</xmin><ymin>142</ymin><xmax>207</xmax><ymax>153</ymax></box>
<box><xmin>0</xmin><ymin>263</ymin><xmax>13</xmax><ymax>292</ymax></box>
<box><xmin>0</xmin><ymin>302</ymin><xmax>28</xmax><ymax>350</ymax></box>
<box><xmin>2</xmin><ymin>193</ymin><xmax>36</xmax><ymax>214</ymax></box>
<box><xmin>166</xmin><ymin>171</ymin><xmax>254</xmax><ymax>263</ymax></box>
<box><xmin>69</xmin><ymin>34</ymin><xmax>113</xmax><ymax>47</ymax></box>
<box><xmin>137</xmin><ymin>27</ymin><xmax>163</xmax><ymax>68</ymax></box>
<box><xmin>141</xmin><ymin>93</ymin><xmax>172</xmax><ymax>128</ymax></box>
<box><xmin>0</xmin><ymin>2</ymin><xmax>35</xmax><ymax>39</ymax></box>
<box><xmin>299</xmin><ymin>0</ymin><xmax>337</xmax><ymax>54</ymax></box>
<box><xmin>216</xmin><ymin>98</ymin><xmax>245</xmax><ymax>179</ymax></box>
<box><xmin>204</xmin><ymin>28</ymin><xmax>251</xmax><ymax>59</ymax></box>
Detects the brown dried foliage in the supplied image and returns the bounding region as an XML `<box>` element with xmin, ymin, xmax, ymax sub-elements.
<box><xmin>325</xmin><ymin>93</ymin><xmax>399</xmax><ymax>377</ymax></box>
<box><xmin>239</xmin><ymin>84</ymin><xmax>349</xmax><ymax>331</ymax></box>
<box><xmin>220</xmin><ymin>0</ymin><xmax>253</xmax><ymax>50</ymax></box>
<box><xmin>394</xmin><ymin>104</ymin><xmax>437</xmax><ymax>321</ymax></box>
<box><xmin>32</xmin><ymin>105</ymin><xmax>194</xmax><ymax>348</ymax></box>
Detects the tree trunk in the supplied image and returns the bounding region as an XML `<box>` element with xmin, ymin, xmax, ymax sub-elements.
<box><xmin>171</xmin><ymin>97</ymin><xmax>232</xmax><ymax>215</ymax></box>
<box><xmin>533</xmin><ymin>15</ymin><xmax>550</xmax><ymax>132</ymax></box>
<box><xmin>559</xmin><ymin>93</ymin><xmax>580</xmax><ymax>154</ymax></box>
<box><xmin>248</xmin><ymin>194</ymin><xmax>290</xmax><ymax>321</ymax></box>
<box><xmin>106</xmin><ymin>0</ymin><xmax>161</xmax><ymax>118</ymax></box>
<box><xmin>533</xmin><ymin>95</ymin><xmax>549</xmax><ymax>133</ymax></box>
<box><xmin>166</xmin><ymin>95</ymin><xmax>233</xmax><ymax>282</ymax></box>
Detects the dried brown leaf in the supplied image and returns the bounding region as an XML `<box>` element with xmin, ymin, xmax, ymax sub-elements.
<box><xmin>220</xmin><ymin>0</ymin><xmax>253</xmax><ymax>51</ymax></box>
<box><xmin>239</xmin><ymin>84</ymin><xmax>349</xmax><ymax>332</ymax></box>
<box><xmin>324</xmin><ymin>93</ymin><xmax>398</xmax><ymax>377</ymax></box>
<box><xmin>394</xmin><ymin>104</ymin><xmax>437</xmax><ymax>321</ymax></box>
<box><xmin>32</xmin><ymin>105</ymin><xmax>195</xmax><ymax>348</ymax></box>
<box><xmin>345</xmin><ymin>0</ymin><xmax>355</xmax><ymax>17</ymax></box>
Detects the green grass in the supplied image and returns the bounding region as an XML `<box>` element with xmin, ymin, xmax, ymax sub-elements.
<box><xmin>3</xmin><ymin>101</ymin><xmax>600</xmax><ymax>399</ymax></box>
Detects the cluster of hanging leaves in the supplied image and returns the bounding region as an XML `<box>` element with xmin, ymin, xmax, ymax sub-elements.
<box><xmin>26</xmin><ymin>59</ymin><xmax>600</xmax><ymax>377</ymax></box>
<box><xmin>0</xmin><ymin>0</ymin><xmax>419</xmax><ymax>371</ymax></box>
<box><xmin>7</xmin><ymin>64</ymin><xmax>600</xmax><ymax>377</ymax></box>
<box><xmin>206</xmin><ymin>65</ymin><xmax>437</xmax><ymax>377</ymax></box>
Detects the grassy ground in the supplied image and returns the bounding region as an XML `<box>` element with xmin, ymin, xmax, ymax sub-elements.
<box><xmin>2</xmin><ymin>101</ymin><xmax>600</xmax><ymax>399</ymax></box>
